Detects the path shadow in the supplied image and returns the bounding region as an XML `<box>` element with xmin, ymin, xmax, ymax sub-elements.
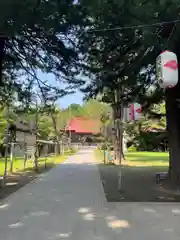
<box><xmin>1</xmin><ymin>157</ymin><xmax>180</xmax><ymax>239</ymax></box>
<box><xmin>0</xmin><ymin>160</ymin><xmax>132</xmax><ymax>240</ymax></box>
<box><xmin>0</xmin><ymin>163</ymin><xmax>56</xmax><ymax>201</ymax></box>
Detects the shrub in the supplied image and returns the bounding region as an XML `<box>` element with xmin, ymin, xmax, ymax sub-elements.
<box><xmin>128</xmin><ymin>145</ymin><xmax>137</xmax><ymax>152</ymax></box>
<box><xmin>133</xmin><ymin>131</ymin><xmax>166</xmax><ymax>152</ymax></box>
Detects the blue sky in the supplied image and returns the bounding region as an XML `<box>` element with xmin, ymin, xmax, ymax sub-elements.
<box><xmin>58</xmin><ymin>90</ymin><xmax>84</xmax><ymax>108</ymax></box>
<box><xmin>38</xmin><ymin>71</ymin><xmax>84</xmax><ymax>108</ymax></box>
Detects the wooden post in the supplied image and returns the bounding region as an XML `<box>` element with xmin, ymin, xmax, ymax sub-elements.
<box><xmin>3</xmin><ymin>143</ymin><xmax>8</xmax><ymax>186</ymax></box>
<box><xmin>118</xmin><ymin>169</ymin><xmax>122</xmax><ymax>191</ymax></box>
<box><xmin>10</xmin><ymin>142</ymin><xmax>14</xmax><ymax>173</ymax></box>
<box><xmin>103</xmin><ymin>149</ymin><xmax>106</xmax><ymax>164</ymax></box>
<box><xmin>24</xmin><ymin>142</ymin><xmax>27</xmax><ymax>170</ymax></box>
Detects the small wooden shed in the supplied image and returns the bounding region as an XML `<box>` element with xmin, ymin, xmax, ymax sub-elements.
<box><xmin>6</xmin><ymin>120</ymin><xmax>37</xmax><ymax>158</ymax></box>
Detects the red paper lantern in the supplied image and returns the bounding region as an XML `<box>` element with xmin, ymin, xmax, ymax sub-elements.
<box><xmin>156</xmin><ymin>50</ymin><xmax>178</xmax><ymax>88</ymax></box>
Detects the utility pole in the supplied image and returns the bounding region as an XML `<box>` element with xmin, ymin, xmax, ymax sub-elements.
<box><xmin>34</xmin><ymin>97</ymin><xmax>39</xmax><ymax>171</ymax></box>
<box><xmin>68</xmin><ymin>106</ymin><xmax>72</xmax><ymax>149</ymax></box>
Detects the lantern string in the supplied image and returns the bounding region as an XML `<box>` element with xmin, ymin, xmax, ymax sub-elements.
<box><xmin>87</xmin><ymin>19</ymin><xmax>180</xmax><ymax>33</ymax></box>
<box><xmin>0</xmin><ymin>19</ymin><xmax>180</xmax><ymax>37</ymax></box>
<box><xmin>166</xmin><ymin>19</ymin><xmax>178</xmax><ymax>48</ymax></box>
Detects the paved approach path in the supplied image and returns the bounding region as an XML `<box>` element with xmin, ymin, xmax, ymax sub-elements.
<box><xmin>1</xmin><ymin>148</ymin><xmax>180</xmax><ymax>239</ymax></box>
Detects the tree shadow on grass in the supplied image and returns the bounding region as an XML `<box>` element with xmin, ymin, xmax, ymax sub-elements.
<box><xmin>98</xmin><ymin>163</ymin><xmax>180</xmax><ymax>202</ymax></box>
<box><xmin>0</xmin><ymin>174</ymin><xmax>36</xmax><ymax>201</ymax></box>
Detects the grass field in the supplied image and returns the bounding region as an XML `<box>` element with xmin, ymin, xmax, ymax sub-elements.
<box><xmin>95</xmin><ymin>149</ymin><xmax>169</xmax><ymax>167</ymax></box>
<box><xmin>124</xmin><ymin>151</ymin><xmax>169</xmax><ymax>167</ymax></box>
<box><xmin>95</xmin><ymin>149</ymin><xmax>179</xmax><ymax>202</ymax></box>
<box><xmin>0</xmin><ymin>150</ymin><xmax>75</xmax><ymax>176</ymax></box>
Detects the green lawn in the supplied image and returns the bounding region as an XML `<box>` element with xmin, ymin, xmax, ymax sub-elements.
<box><xmin>94</xmin><ymin>149</ymin><xmax>105</xmax><ymax>163</ymax></box>
<box><xmin>0</xmin><ymin>150</ymin><xmax>75</xmax><ymax>176</ymax></box>
<box><xmin>125</xmin><ymin>151</ymin><xmax>169</xmax><ymax>166</ymax></box>
<box><xmin>95</xmin><ymin>149</ymin><xmax>169</xmax><ymax>167</ymax></box>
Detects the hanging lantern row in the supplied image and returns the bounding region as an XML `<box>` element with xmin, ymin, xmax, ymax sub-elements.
<box><xmin>121</xmin><ymin>51</ymin><xmax>178</xmax><ymax>123</ymax></box>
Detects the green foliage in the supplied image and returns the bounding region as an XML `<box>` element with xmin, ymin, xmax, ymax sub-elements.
<box><xmin>98</xmin><ymin>141</ymin><xmax>112</xmax><ymax>150</ymax></box>
<box><xmin>81</xmin><ymin>0</ymin><xmax>155</xmax><ymax>103</ymax></box>
<box><xmin>0</xmin><ymin>105</ymin><xmax>17</xmax><ymax>143</ymax></box>
<box><xmin>38</xmin><ymin>116</ymin><xmax>52</xmax><ymax>139</ymax></box>
<box><xmin>0</xmin><ymin>99</ymin><xmax>111</xmax><ymax>143</ymax></box>
<box><xmin>134</xmin><ymin>132</ymin><xmax>163</xmax><ymax>152</ymax></box>
<box><xmin>0</xmin><ymin>108</ymin><xmax>7</xmax><ymax>143</ymax></box>
<box><xmin>128</xmin><ymin>145</ymin><xmax>137</xmax><ymax>152</ymax></box>
<box><xmin>124</xmin><ymin>102</ymin><xmax>167</xmax><ymax>151</ymax></box>
<box><xmin>82</xmin><ymin>99</ymin><xmax>111</xmax><ymax>119</ymax></box>
<box><xmin>66</xmin><ymin>104</ymin><xmax>84</xmax><ymax>117</ymax></box>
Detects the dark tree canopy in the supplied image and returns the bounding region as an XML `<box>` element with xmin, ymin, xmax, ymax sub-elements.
<box><xmin>80</xmin><ymin>0</ymin><xmax>180</xmax><ymax>105</ymax></box>
<box><xmin>0</xmin><ymin>0</ymin><xmax>88</xmax><ymax>103</ymax></box>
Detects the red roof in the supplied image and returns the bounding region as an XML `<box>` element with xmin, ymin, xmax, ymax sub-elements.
<box><xmin>65</xmin><ymin>117</ymin><xmax>101</xmax><ymax>134</ymax></box>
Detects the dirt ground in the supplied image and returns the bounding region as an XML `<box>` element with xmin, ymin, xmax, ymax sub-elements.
<box><xmin>0</xmin><ymin>163</ymin><xmax>54</xmax><ymax>202</ymax></box>
<box><xmin>98</xmin><ymin>164</ymin><xmax>180</xmax><ymax>202</ymax></box>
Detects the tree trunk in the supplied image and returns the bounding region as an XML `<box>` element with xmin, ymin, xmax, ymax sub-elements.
<box><xmin>166</xmin><ymin>85</ymin><xmax>180</xmax><ymax>185</ymax></box>
<box><xmin>112</xmin><ymin>104</ymin><xmax>116</xmax><ymax>162</ymax></box>
<box><xmin>0</xmin><ymin>144</ymin><xmax>5</xmax><ymax>157</ymax></box>
<box><xmin>116</xmin><ymin>118</ymin><xmax>122</xmax><ymax>164</ymax></box>
<box><xmin>165</xmin><ymin>37</ymin><xmax>180</xmax><ymax>184</ymax></box>
<box><xmin>113</xmin><ymin>100</ymin><xmax>123</xmax><ymax>165</ymax></box>
<box><xmin>115</xmin><ymin>122</ymin><xmax>121</xmax><ymax>164</ymax></box>
<box><xmin>34</xmin><ymin>144</ymin><xmax>39</xmax><ymax>172</ymax></box>
<box><xmin>121</xmin><ymin>141</ymin><xmax>125</xmax><ymax>161</ymax></box>
<box><xmin>118</xmin><ymin>104</ymin><xmax>124</xmax><ymax>164</ymax></box>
